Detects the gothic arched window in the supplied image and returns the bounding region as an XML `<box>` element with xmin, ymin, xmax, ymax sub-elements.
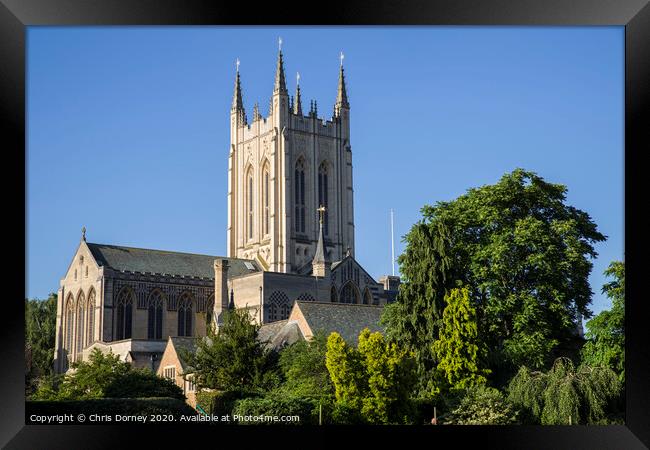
<box><xmin>115</xmin><ymin>287</ymin><xmax>134</xmax><ymax>340</ymax></box>
<box><xmin>86</xmin><ymin>289</ymin><xmax>96</xmax><ymax>347</ymax></box>
<box><xmin>206</xmin><ymin>294</ymin><xmax>215</xmax><ymax>331</ymax></box>
<box><xmin>262</xmin><ymin>162</ymin><xmax>270</xmax><ymax>236</ymax></box>
<box><xmin>75</xmin><ymin>292</ymin><xmax>86</xmax><ymax>361</ymax></box>
<box><xmin>177</xmin><ymin>292</ymin><xmax>194</xmax><ymax>337</ymax></box>
<box><xmin>340</xmin><ymin>282</ymin><xmax>360</xmax><ymax>304</ymax></box>
<box><xmin>64</xmin><ymin>294</ymin><xmax>75</xmax><ymax>367</ymax></box>
<box><xmin>246</xmin><ymin>167</ymin><xmax>254</xmax><ymax>240</ymax></box>
<box><xmin>147</xmin><ymin>289</ymin><xmax>165</xmax><ymax>340</ymax></box>
<box><xmin>318</xmin><ymin>161</ymin><xmax>329</xmax><ymax>235</ymax></box>
<box><xmin>363</xmin><ymin>287</ymin><xmax>372</xmax><ymax>305</ymax></box>
<box><xmin>294</xmin><ymin>159</ymin><xmax>306</xmax><ymax>234</ymax></box>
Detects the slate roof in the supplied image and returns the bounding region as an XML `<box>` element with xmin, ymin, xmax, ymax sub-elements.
<box><xmin>295</xmin><ymin>301</ymin><xmax>385</xmax><ymax>344</ymax></box>
<box><xmin>258</xmin><ymin>320</ymin><xmax>304</xmax><ymax>350</ymax></box>
<box><xmin>169</xmin><ymin>337</ymin><xmax>198</xmax><ymax>371</ymax></box>
<box><xmin>86</xmin><ymin>243</ymin><xmax>259</xmax><ymax>280</ymax></box>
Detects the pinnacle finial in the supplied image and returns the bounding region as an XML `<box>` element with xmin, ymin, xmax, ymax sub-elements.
<box><xmin>294</xmin><ymin>72</ymin><xmax>303</xmax><ymax>115</ymax></box>
<box><xmin>232</xmin><ymin>59</ymin><xmax>245</xmax><ymax>118</ymax></box>
<box><xmin>335</xmin><ymin>52</ymin><xmax>349</xmax><ymax>116</ymax></box>
<box><xmin>318</xmin><ymin>205</ymin><xmax>326</xmax><ymax>224</ymax></box>
<box><xmin>81</xmin><ymin>226</ymin><xmax>86</xmax><ymax>241</ymax></box>
<box><xmin>273</xmin><ymin>40</ymin><xmax>288</xmax><ymax>94</ymax></box>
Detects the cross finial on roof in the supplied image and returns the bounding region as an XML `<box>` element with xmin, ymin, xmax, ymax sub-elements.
<box><xmin>279</xmin><ymin>37</ymin><xmax>283</xmax><ymax>51</ymax></box>
<box><xmin>296</xmin><ymin>71</ymin><xmax>300</xmax><ymax>86</ymax></box>
<box><xmin>81</xmin><ymin>226</ymin><xmax>86</xmax><ymax>241</ymax></box>
<box><xmin>236</xmin><ymin>57</ymin><xmax>240</xmax><ymax>72</ymax></box>
<box><xmin>340</xmin><ymin>51</ymin><xmax>344</xmax><ymax>67</ymax></box>
<box><xmin>317</xmin><ymin>205</ymin><xmax>326</xmax><ymax>224</ymax></box>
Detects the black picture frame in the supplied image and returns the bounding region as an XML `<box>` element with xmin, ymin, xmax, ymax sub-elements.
<box><xmin>3</xmin><ymin>0</ymin><xmax>648</xmax><ymax>448</ymax></box>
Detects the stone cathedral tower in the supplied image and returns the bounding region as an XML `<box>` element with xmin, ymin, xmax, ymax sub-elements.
<box><xmin>227</xmin><ymin>49</ymin><xmax>355</xmax><ymax>274</ymax></box>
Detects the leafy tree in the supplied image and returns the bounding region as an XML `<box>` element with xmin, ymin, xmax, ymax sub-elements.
<box><xmin>508</xmin><ymin>357</ymin><xmax>621</xmax><ymax>424</ymax></box>
<box><xmin>383</xmin><ymin>169</ymin><xmax>605</xmax><ymax>390</ymax></box>
<box><xmin>25</xmin><ymin>294</ymin><xmax>57</xmax><ymax>392</ymax></box>
<box><xmin>433</xmin><ymin>287</ymin><xmax>490</xmax><ymax>391</ymax></box>
<box><xmin>325</xmin><ymin>329</ymin><xmax>417</xmax><ymax>424</ymax></box>
<box><xmin>581</xmin><ymin>261</ymin><xmax>625</xmax><ymax>383</ymax></box>
<box><xmin>183</xmin><ymin>308</ymin><xmax>278</xmax><ymax>392</ymax></box>
<box><xmin>325</xmin><ymin>332</ymin><xmax>366</xmax><ymax>412</ymax></box>
<box><xmin>31</xmin><ymin>349</ymin><xmax>185</xmax><ymax>401</ymax></box>
<box><xmin>56</xmin><ymin>349</ymin><xmax>130</xmax><ymax>400</ymax></box>
<box><xmin>441</xmin><ymin>385</ymin><xmax>518</xmax><ymax>425</ymax></box>
<box><xmin>278</xmin><ymin>331</ymin><xmax>332</xmax><ymax>397</ymax></box>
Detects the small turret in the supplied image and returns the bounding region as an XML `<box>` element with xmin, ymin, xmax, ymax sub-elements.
<box><xmin>294</xmin><ymin>72</ymin><xmax>303</xmax><ymax>115</ymax></box>
<box><xmin>273</xmin><ymin>48</ymin><xmax>288</xmax><ymax>95</ymax></box>
<box><xmin>231</xmin><ymin>60</ymin><xmax>246</xmax><ymax>125</ymax></box>
<box><xmin>334</xmin><ymin>52</ymin><xmax>350</xmax><ymax>117</ymax></box>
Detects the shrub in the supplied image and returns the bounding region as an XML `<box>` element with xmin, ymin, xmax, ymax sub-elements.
<box><xmin>441</xmin><ymin>385</ymin><xmax>518</xmax><ymax>425</ymax></box>
<box><xmin>195</xmin><ymin>389</ymin><xmax>261</xmax><ymax>416</ymax></box>
<box><xmin>231</xmin><ymin>392</ymin><xmax>317</xmax><ymax>425</ymax></box>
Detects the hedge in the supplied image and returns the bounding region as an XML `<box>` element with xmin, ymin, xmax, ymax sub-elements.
<box><xmin>195</xmin><ymin>389</ymin><xmax>262</xmax><ymax>416</ymax></box>
<box><xmin>231</xmin><ymin>393</ymin><xmax>321</xmax><ymax>425</ymax></box>
<box><xmin>26</xmin><ymin>397</ymin><xmax>196</xmax><ymax>421</ymax></box>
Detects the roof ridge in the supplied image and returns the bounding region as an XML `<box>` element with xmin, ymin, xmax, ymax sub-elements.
<box><xmin>87</xmin><ymin>242</ymin><xmax>253</xmax><ymax>261</ymax></box>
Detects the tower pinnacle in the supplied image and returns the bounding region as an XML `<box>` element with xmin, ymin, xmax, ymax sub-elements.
<box><xmin>294</xmin><ymin>72</ymin><xmax>303</xmax><ymax>115</ymax></box>
<box><xmin>273</xmin><ymin>45</ymin><xmax>288</xmax><ymax>94</ymax></box>
<box><xmin>335</xmin><ymin>52</ymin><xmax>349</xmax><ymax>116</ymax></box>
<box><xmin>231</xmin><ymin>58</ymin><xmax>245</xmax><ymax>123</ymax></box>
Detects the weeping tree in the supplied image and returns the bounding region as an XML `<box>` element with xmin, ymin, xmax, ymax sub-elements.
<box><xmin>508</xmin><ymin>357</ymin><xmax>621</xmax><ymax>424</ymax></box>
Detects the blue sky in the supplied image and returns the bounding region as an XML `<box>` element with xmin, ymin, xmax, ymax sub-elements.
<box><xmin>27</xmin><ymin>26</ymin><xmax>623</xmax><ymax>317</ymax></box>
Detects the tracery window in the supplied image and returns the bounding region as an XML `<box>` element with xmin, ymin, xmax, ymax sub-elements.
<box><xmin>340</xmin><ymin>282</ymin><xmax>360</xmax><ymax>304</ymax></box>
<box><xmin>262</xmin><ymin>163</ymin><xmax>270</xmax><ymax>236</ymax></box>
<box><xmin>147</xmin><ymin>289</ymin><xmax>165</xmax><ymax>340</ymax></box>
<box><xmin>318</xmin><ymin>161</ymin><xmax>329</xmax><ymax>235</ymax></box>
<box><xmin>64</xmin><ymin>294</ymin><xmax>75</xmax><ymax>368</ymax></box>
<box><xmin>246</xmin><ymin>166</ymin><xmax>254</xmax><ymax>240</ymax></box>
<box><xmin>115</xmin><ymin>287</ymin><xmax>134</xmax><ymax>340</ymax></box>
<box><xmin>268</xmin><ymin>291</ymin><xmax>290</xmax><ymax>322</ymax></box>
<box><xmin>86</xmin><ymin>289</ymin><xmax>96</xmax><ymax>347</ymax></box>
<box><xmin>177</xmin><ymin>292</ymin><xmax>193</xmax><ymax>337</ymax></box>
<box><xmin>75</xmin><ymin>291</ymin><xmax>85</xmax><ymax>361</ymax></box>
<box><xmin>294</xmin><ymin>159</ymin><xmax>306</xmax><ymax>233</ymax></box>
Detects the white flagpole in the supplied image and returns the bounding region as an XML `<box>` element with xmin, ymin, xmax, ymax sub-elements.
<box><xmin>391</xmin><ymin>209</ymin><xmax>395</xmax><ymax>276</ymax></box>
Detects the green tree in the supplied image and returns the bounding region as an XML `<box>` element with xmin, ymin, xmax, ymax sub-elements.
<box><xmin>278</xmin><ymin>331</ymin><xmax>332</xmax><ymax>397</ymax></box>
<box><xmin>581</xmin><ymin>261</ymin><xmax>625</xmax><ymax>383</ymax></box>
<box><xmin>31</xmin><ymin>349</ymin><xmax>185</xmax><ymax>401</ymax></box>
<box><xmin>25</xmin><ymin>294</ymin><xmax>57</xmax><ymax>392</ymax></box>
<box><xmin>441</xmin><ymin>385</ymin><xmax>517</xmax><ymax>425</ymax></box>
<box><xmin>56</xmin><ymin>349</ymin><xmax>131</xmax><ymax>400</ymax></box>
<box><xmin>383</xmin><ymin>169</ymin><xmax>605</xmax><ymax>390</ymax></box>
<box><xmin>433</xmin><ymin>287</ymin><xmax>490</xmax><ymax>391</ymax></box>
<box><xmin>183</xmin><ymin>308</ymin><xmax>278</xmax><ymax>392</ymax></box>
<box><xmin>325</xmin><ymin>329</ymin><xmax>417</xmax><ymax>424</ymax></box>
<box><xmin>508</xmin><ymin>357</ymin><xmax>621</xmax><ymax>424</ymax></box>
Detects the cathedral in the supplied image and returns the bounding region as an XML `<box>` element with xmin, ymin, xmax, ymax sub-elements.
<box><xmin>53</xmin><ymin>48</ymin><xmax>400</xmax><ymax>374</ymax></box>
